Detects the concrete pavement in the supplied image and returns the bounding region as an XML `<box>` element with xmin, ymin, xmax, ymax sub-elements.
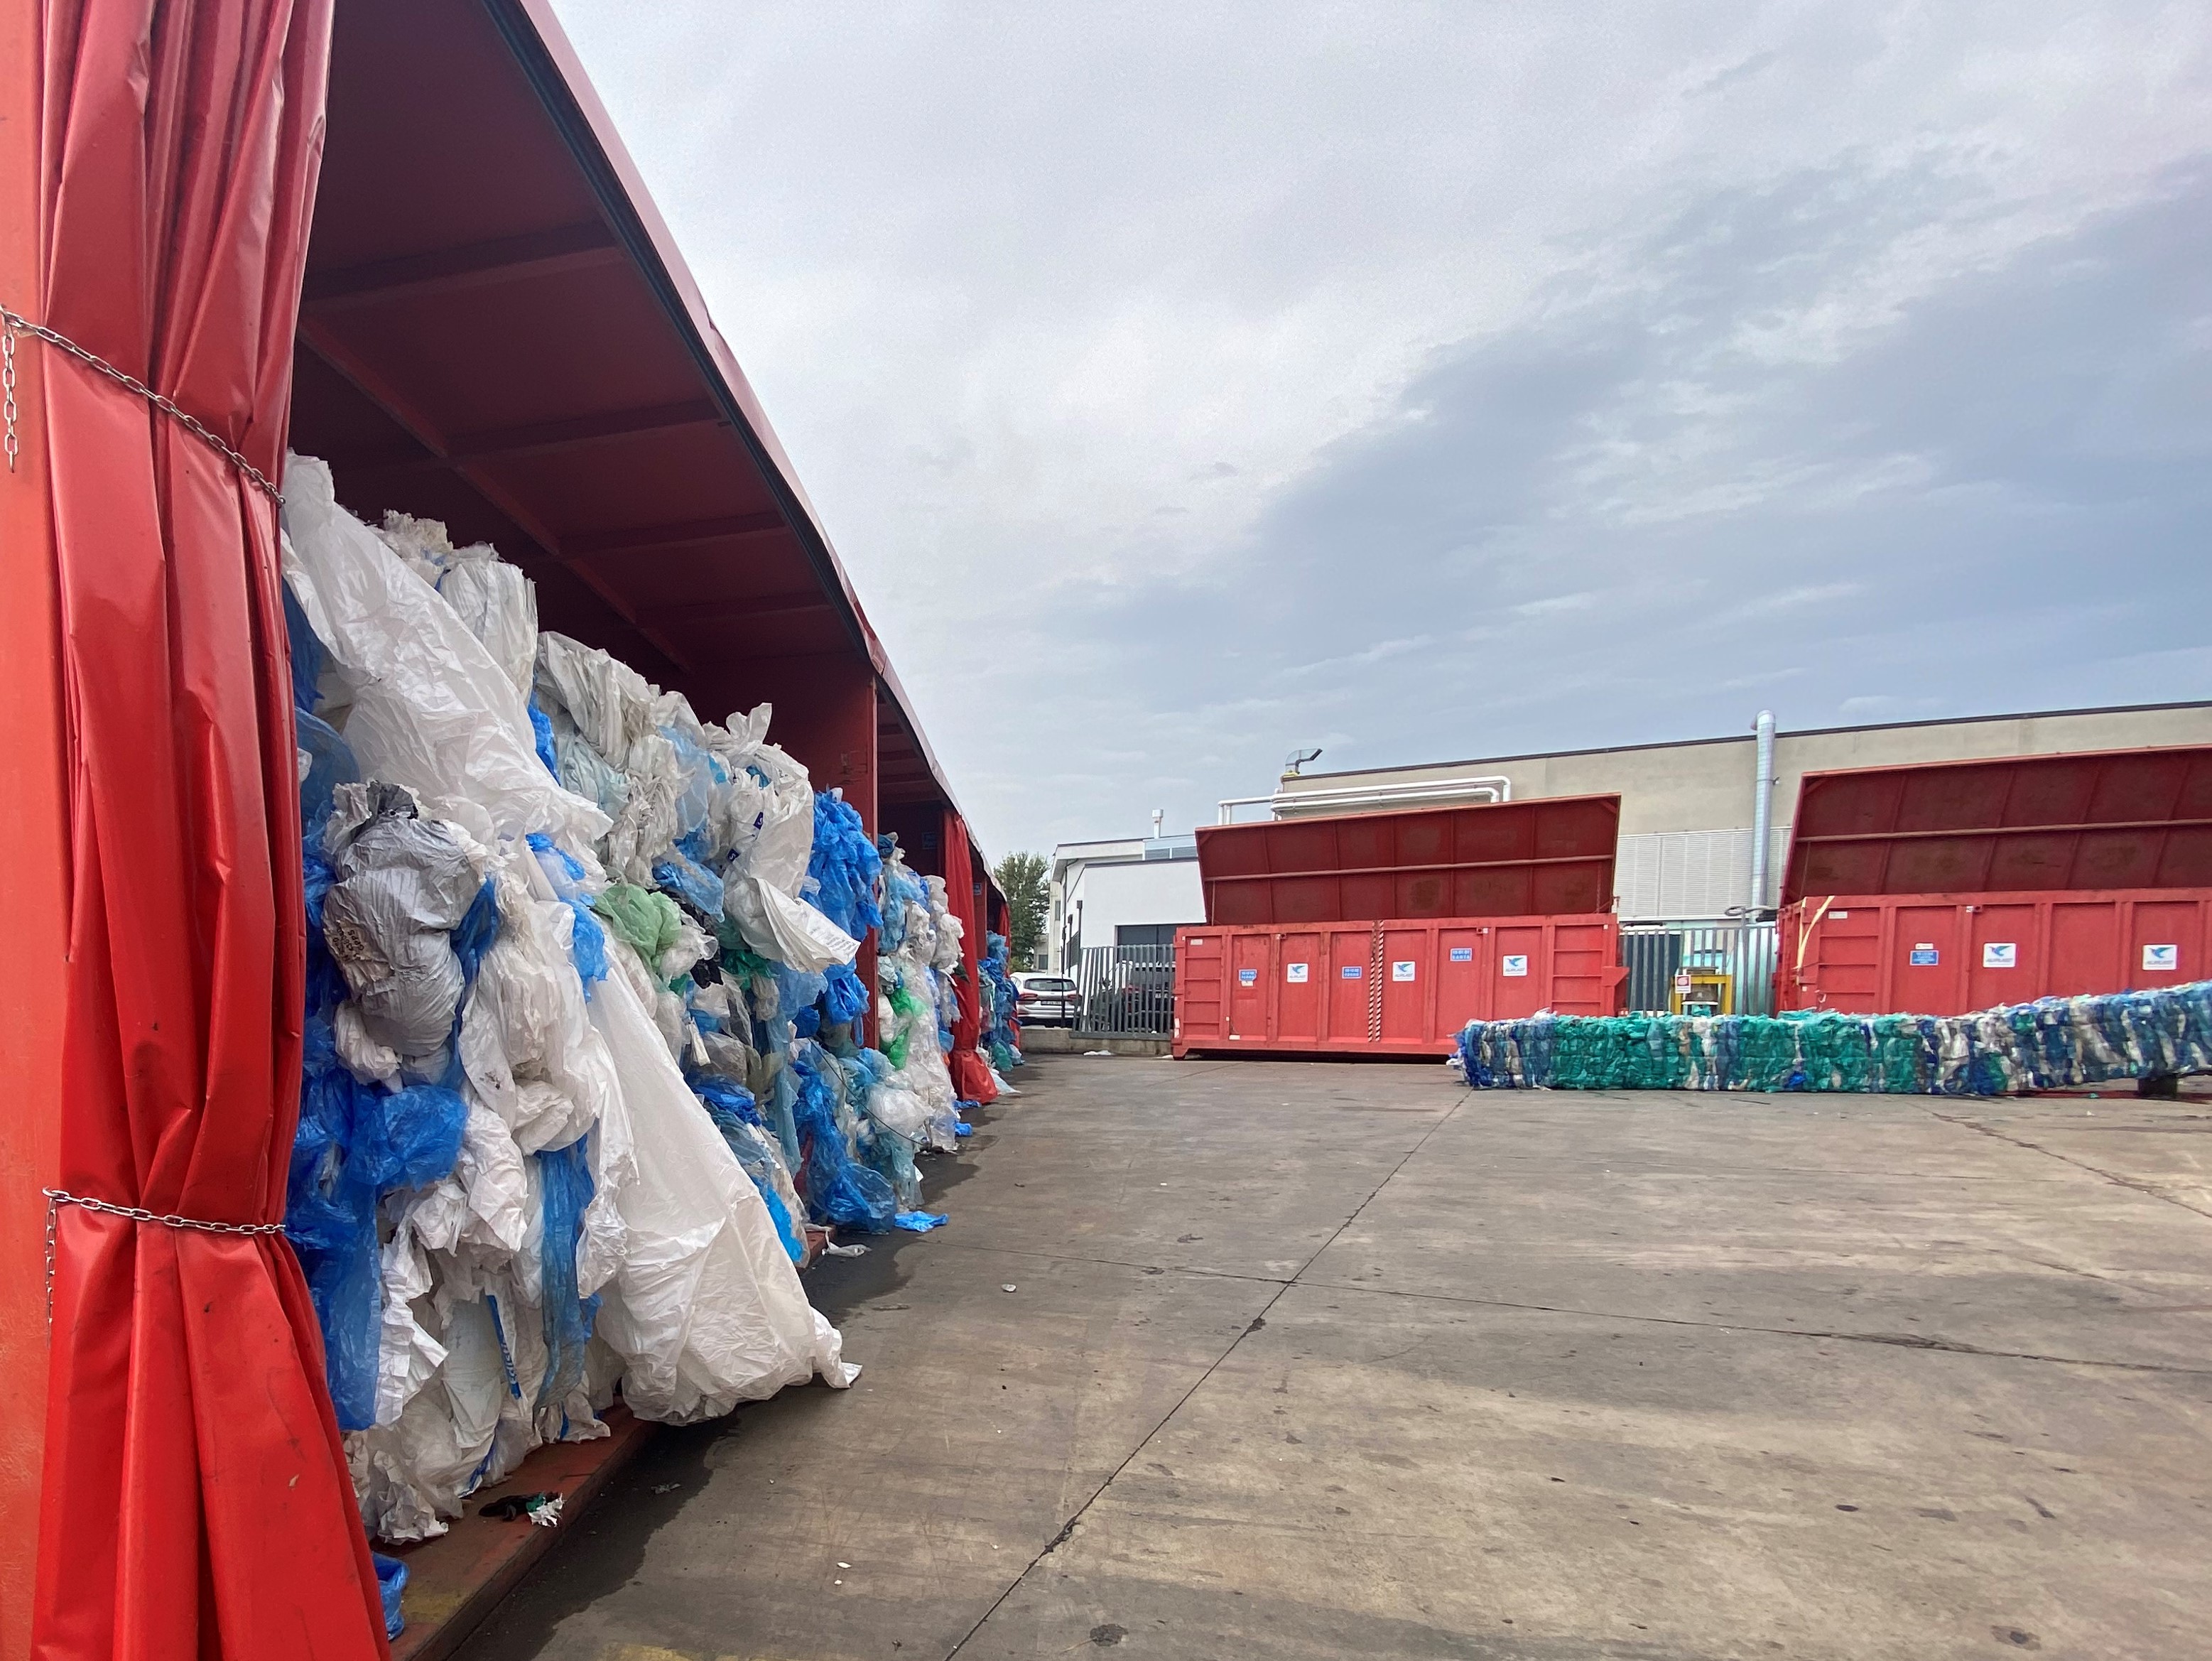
<box><xmin>460</xmin><ymin>1056</ymin><xmax>2212</xmax><ymax>1661</ymax></box>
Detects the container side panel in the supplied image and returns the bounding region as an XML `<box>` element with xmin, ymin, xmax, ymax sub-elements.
<box><xmin>1379</xmin><ymin>929</ymin><xmax>1427</xmax><ymax>1044</ymax></box>
<box><xmin>1549</xmin><ymin>920</ymin><xmax>1617</xmax><ymax>1016</ymax></box>
<box><xmin>1967</xmin><ymin>903</ymin><xmax>2039</xmax><ymax>1009</ymax></box>
<box><xmin>1277</xmin><ymin>933</ymin><xmax>1323</xmax><ymax>1041</ymax></box>
<box><xmin>2049</xmin><ymin>902</ymin><xmax>2123</xmax><ymax>997</ymax></box>
<box><xmin>1229</xmin><ymin>934</ymin><xmax>1271</xmax><ymax>1041</ymax></box>
<box><xmin>1889</xmin><ymin>906</ymin><xmax>1962</xmax><ymax>1015</ymax></box>
<box><xmin>1436</xmin><ymin>926</ymin><xmax>1487</xmax><ymax>1034</ymax></box>
<box><xmin>1328</xmin><ymin>933</ymin><xmax>1372</xmax><ymax>1039</ymax></box>
<box><xmin>2126</xmin><ymin>901</ymin><xmax>2197</xmax><ymax>990</ymax></box>
<box><xmin>1175</xmin><ymin>930</ymin><xmax>1225</xmax><ymax>1043</ymax></box>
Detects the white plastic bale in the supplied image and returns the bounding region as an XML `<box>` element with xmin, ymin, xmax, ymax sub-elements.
<box><xmin>458</xmin><ymin>867</ymin><xmax>612</xmax><ymax>1157</ymax></box>
<box><xmin>434</xmin><ymin>545</ymin><xmax>539</xmax><ymax>701</ymax></box>
<box><xmin>725</xmin><ymin>876</ymin><xmax>860</xmax><ymax>973</ymax></box>
<box><xmin>279</xmin><ymin>455</ymin><xmax>608</xmax><ymax>851</ymax></box>
<box><xmin>606</xmin><ymin>730</ymin><xmax>683</xmax><ymax>886</ymax></box>
<box><xmin>536</xmin><ymin>631</ymin><xmax>654</xmax><ymax>764</ymax></box>
<box><xmin>586</xmin><ymin>944</ymin><xmax>854</xmax><ymax>1422</ymax></box>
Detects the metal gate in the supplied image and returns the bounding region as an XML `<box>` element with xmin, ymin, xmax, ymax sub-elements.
<box><xmin>1073</xmin><ymin>943</ymin><xmax>1176</xmax><ymax>1037</ymax></box>
<box><xmin>1620</xmin><ymin>920</ymin><xmax>1778</xmax><ymax>1016</ymax></box>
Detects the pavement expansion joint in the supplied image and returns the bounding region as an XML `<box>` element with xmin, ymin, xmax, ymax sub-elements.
<box><xmin>1932</xmin><ymin>1112</ymin><xmax>2212</xmax><ymax>1222</ymax></box>
<box><xmin>1284</xmin><ymin>1277</ymin><xmax>2212</xmax><ymax>1374</ymax></box>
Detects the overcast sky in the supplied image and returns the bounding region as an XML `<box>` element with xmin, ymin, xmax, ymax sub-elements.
<box><xmin>550</xmin><ymin>2</ymin><xmax>2212</xmax><ymax>859</ymax></box>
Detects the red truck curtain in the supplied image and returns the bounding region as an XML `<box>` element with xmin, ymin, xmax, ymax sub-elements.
<box><xmin>30</xmin><ymin>1</ymin><xmax>386</xmax><ymax>1657</ymax></box>
<box><xmin>939</xmin><ymin>813</ymin><xmax>997</xmax><ymax>1105</ymax></box>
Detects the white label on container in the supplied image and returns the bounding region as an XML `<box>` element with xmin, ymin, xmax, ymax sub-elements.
<box><xmin>1341</xmin><ymin>965</ymin><xmax>1362</xmax><ymax>980</ymax></box>
<box><xmin>1449</xmin><ymin>946</ymin><xmax>1474</xmax><ymax>962</ymax></box>
<box><xmin>1392</xmin><ymin>961</ymin><xmax>1417</xmax><ymax>981</ymax></box>
<box><xmin>1983</xmin><ymin>941</ymin><xmax>2017</xmax><ymax>969</ymax></box>
<box><xmin>1831</xmin><ymin>910</ymin><xmax>1849</xmax><ymax>919</ymax></box>
<box><xmin>2144</xmin><ymin>943</ymin><xmax>2179</xmax><ymax>973</ymax></box>
<box><xmin>1502</xmin><ymin>954</ymin><xmax>1530</xmax><ymax>978</ymax></box>
<box><xmin>1286</xmin><ymin>962</ymin><xmax>1310</xmax><ymax>983</ymax></box>
<box><xmin>1237</xmin><ymin>968</ymin><xmax>1257</xmax><ymax>985</ymax></box>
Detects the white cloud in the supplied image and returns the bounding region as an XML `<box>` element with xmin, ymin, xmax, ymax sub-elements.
<box><xmin>549</xmin><ymin>1</ymin><xmax>2212</xmax><ymax>851</ymax></box>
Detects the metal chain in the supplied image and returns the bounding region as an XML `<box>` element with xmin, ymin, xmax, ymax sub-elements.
<box><xmin>43</xmin><ymin>1187</ymin><xmax>287</xmax><ymax>1326</ymax></box>
<box><xmin>1367</xmin><ymin>922</ymin><xmax>1385</xmax><ymax>1042</ymax></box>
<box><xmin>2</xmin><ymin>319</ymin><xmax>17</xmax><ymax>473</ymax></box>
<box><xmin>0</xmin><ymin>303</ymin><xmax>282</xmax><ymax>504</ymax></box>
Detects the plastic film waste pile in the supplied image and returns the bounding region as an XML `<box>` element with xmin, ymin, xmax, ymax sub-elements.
<box><xmin>980</xmin><ymin>933</ymin><xmax>1026</xmax><ymax>1079</ymax></box>
<box><xmin>1452</xmin><ymin>982</ymin><xmax>2212</xmax><ymax>1096</ymax></box>
<box><xmin>276</xmin><ymin>454</ymin><xmax>994</xmax><ymax>1557</ymax></box>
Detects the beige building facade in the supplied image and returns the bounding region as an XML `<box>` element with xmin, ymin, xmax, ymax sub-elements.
<box><xmin>1265</xmin><ymin>702</ymin><xmax>2212</xmax><ymax>919</ymax></box>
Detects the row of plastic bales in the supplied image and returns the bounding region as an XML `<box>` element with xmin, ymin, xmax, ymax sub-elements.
<box><xmin>275</xmin><ymin>453</ymin><xmax>1013</xmax><ymax>1566</ymax></box>
<box><xmin>1451</xmin><ymin>981</ymin><xmax>2212</xmax><ymax>1095</ymax></box>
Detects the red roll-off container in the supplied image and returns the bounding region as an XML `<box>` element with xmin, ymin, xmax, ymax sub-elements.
<box><xmin>1172</xmin><ymin>915</ymin><xmax>1624</xmax><ymax>1058</ymax></box>
<box><xmin>1774</xmin><ymin>745</ymin><xmax>2212</xmax><ymax>1014</ymax></box>
<box><xmin>1176</xmin><ymin>795</ymin><xmax>1627</xmax><ymax>1056</ymax></box>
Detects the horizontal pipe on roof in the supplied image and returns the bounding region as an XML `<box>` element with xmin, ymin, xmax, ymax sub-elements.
<box><xmin>1273</xmin><ymin>776</ymin><xmax>1510</xmax><ymax>812</ymax></box>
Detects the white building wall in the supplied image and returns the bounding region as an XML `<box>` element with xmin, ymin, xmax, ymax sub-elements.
<box><xmin>1064</xmin><ymin>859</ymin><xmax>1205</xmax><ymax>955</ymax></box>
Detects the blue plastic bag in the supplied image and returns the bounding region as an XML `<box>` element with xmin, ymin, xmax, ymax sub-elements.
<box><xmin>374</xmin><ymin>1552</ymin><xmax>408</xmax><ymax>1639</ymax></box>
<box><xmin>894</xmin><ymin>1211</ymin><xmax>948</xmax><ymax>1232</ymax></box>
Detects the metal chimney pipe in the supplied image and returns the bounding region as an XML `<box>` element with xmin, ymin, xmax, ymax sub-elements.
<box><xmin>1749</xmin><ymin>710</ymin><xmax>1777</xmax><ymax>915</ymax></box>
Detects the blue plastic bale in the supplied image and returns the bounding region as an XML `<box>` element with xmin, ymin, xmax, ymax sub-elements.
<box><xmin>808</xmin><ymin>791</ymin><xmax>883</xmax><ymax>941</ymax></box>
<box><xmin>282</xmin><ymin>581</ymin><xmax>327</xmax><ymax>714</ymax></box>
<box><xmin>296</xmin><ymin>709</ymin><xmax>360</xmax><ymax>838</ymax></box>
<box><xmin>535</xmin><ymin>1136</ymin><xmax>600</xmax><ymax>1427</ymax></box>
<box><xmin>528</xmin><ymin>697</ymin><xmax>560</xmax><ymax>777</ymax></box>
<box><xmin>788</xmin><ymin>1042</ymin><xmax>896</xmax><ymax>1231</ymax></box>
<box><xmin>652</xmin><ymin>849</ymin><xmax>726</xmax><ymax>918</ymax></box>
<box><xmin>285</xmin><ymin>1022</ymin><xmax>467</xmax><ymax>1430</ymax></box>
<box><xmin>823</xmin><ymin>961</ymin><xmax>869</xmax><ymax>1025</ymax></box>
<box><xmin>690</xmin><ymin>1076</ymin><xmax>806</xmax><ymax>1263</ymax></box>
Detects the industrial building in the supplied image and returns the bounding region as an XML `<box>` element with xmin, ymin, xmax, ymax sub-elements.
<box><xmin>1046</xmin><ymin>827</ymin><xmax>1203</xmax><ymax>970</ymax></box>
<box><xmin>1249</xmin><ymin>701</ymin><xmax>2212</xmax><ymax>921</ymax></box>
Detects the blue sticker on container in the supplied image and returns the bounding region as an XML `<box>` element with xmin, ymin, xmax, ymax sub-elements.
<box><xmin>1448</xmin><ymin>946</ymin><xmax>1474</xmax><ymax>962</ymax></box>
<box><xmin>1237</xmin><ymin>968</ymin><xmax>1257</xmax><ymax>985</ymax></box>
<box><xmin>1341</xmin><ymin>965</ymin><xmax>1363</xmax><ymax>980</ymax></box>
<box><xmin>1908</xmin><ymin>946</ymin><xmax>1939</xmax><ymax>966</ymax></box>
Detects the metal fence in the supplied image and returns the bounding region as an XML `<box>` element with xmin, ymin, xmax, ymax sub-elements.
<box><xmin>1621</xmin><ymin>919</ymin><xmax>1779</xmax><ymax>1016</ymax></box>
<box><xmin>1072</xmin><ymin>943</ymin><xmax>1177</xmax><ymax>1037</ymax></box>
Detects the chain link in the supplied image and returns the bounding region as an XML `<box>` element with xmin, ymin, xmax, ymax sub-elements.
<box><xmin>0</xmin><ymin>303</ymin><xmax>282</xmax><ymax>503</ymax></box>
<box><xmin>2</xmin><ymin>318</ymin><xmax>18</xmax><ymax>472</ymax></box>
<box><xmin>1367</xmin><ymin>922</ymin><xmax>1385</xmax><ymax>1042</ymax></box>
<box><xmin>43</xmin><ymin>1187</ymin><xmax>288</xmax><ymax>1327</ymax></box>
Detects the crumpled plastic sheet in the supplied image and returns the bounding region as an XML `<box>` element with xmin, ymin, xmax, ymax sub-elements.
<box><xmin>589</xmin><ymin>946</ymin><xmax>855</xmax><ymax>1419</ymax></box>
<box><xmin>1453</xmin><ymin>981</ymin><xmax>2212</xmax><ymax>1095</ymax></box>
<box><xmin>281</xmin><ymin>455</ymin><xmax>608</xmax><ymax>852</ymax></box>
<box><xmin>321</xmin><ymin>781</ymin><xmax>486</xmax><ymax>1066</ymax></box>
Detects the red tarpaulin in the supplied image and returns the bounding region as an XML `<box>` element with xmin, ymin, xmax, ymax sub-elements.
<box><xmin>940</xmin><ymin>813</ymin><xmax>995</xmax><ymax>1105</ymax></box>
<box><xmin>31</xmin><ymin>1</ymin><xmax>385</xmax><ymax>1656</ymax></box>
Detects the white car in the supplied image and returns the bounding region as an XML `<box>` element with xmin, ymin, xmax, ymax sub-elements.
<box><xmin>1012</xmin><ymin>971</ymin><xmax>1078</xmax><ymax>1026</ymax></box>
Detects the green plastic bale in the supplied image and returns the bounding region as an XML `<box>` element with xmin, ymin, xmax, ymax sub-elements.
<box><xmin>593</xmin><ymin>883</ymin><xmax>685</xmax><ymax>971</ymax></box>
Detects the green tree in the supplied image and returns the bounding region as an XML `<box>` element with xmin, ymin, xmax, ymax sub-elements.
<box><xmin>993</xmin><ymin>851</ymin><xmax>1048</xmax><ymax>968</ymax></box>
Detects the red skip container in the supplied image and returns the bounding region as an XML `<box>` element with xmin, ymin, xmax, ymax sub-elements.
<box><xmin>1774</xmin><ymin>745</ymin><xmax>2212</xmax><ymax>1015</ymax></box>
<box><xmin>1173</xmin><ymin>915</ymin><xmax>1625</xmax><ymax>1059</ymax></box>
